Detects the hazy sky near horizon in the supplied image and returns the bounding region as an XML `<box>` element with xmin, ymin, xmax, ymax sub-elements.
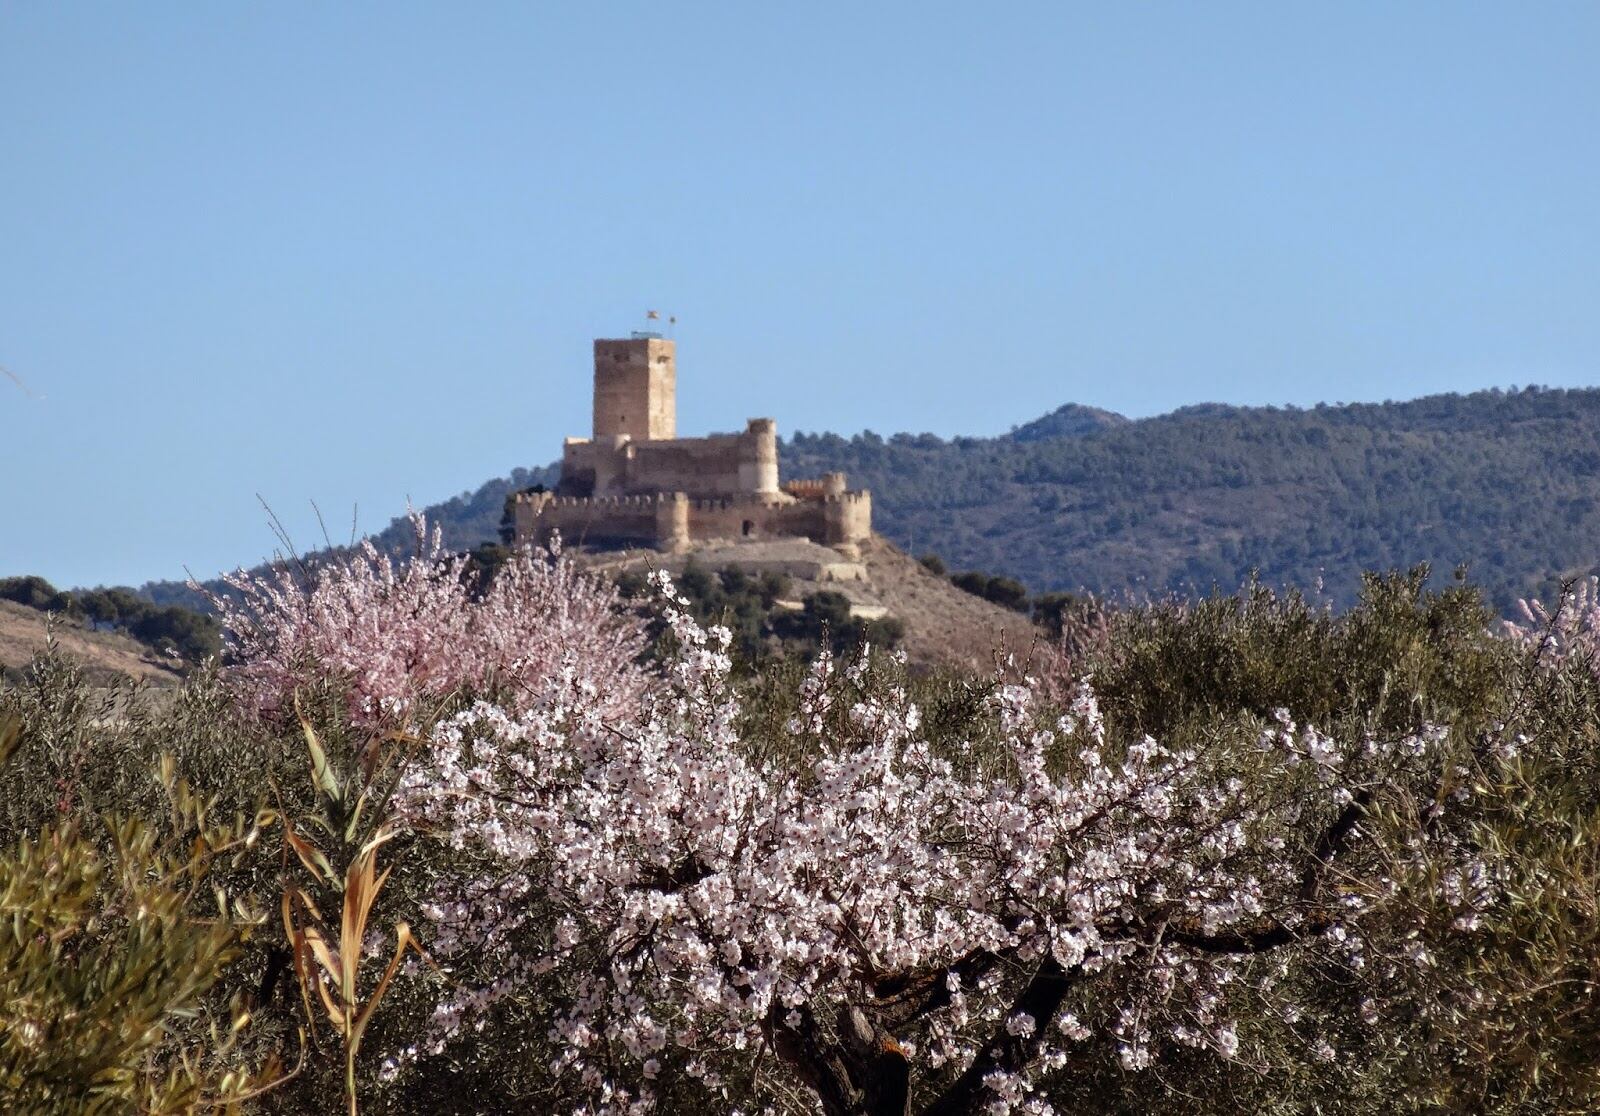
<box><xmin>3</xmin><ymin>3</ymin><xmax>1598</xmax><ymax>588</ymax></box>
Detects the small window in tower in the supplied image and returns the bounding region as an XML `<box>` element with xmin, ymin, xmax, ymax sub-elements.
<box><xmin>742</xmin><ymin>520</ymin><xmax>755</xmax><ymax>537</ymax></box>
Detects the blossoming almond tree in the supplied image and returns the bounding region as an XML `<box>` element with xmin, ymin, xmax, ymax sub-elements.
<box><xmin>205</xmin><ymin>516</ymin><xmax>649</xmax><ymax>729</ymax></box>
<box><xmin>203</xmin><ymin>516</ymin><xmax>655</xmax><ymax>1110</ymax></box>
<box><xmin>398</xmin><ymin>573</ymin><xmax>1479</xmax><ymax>1116</ymax></box>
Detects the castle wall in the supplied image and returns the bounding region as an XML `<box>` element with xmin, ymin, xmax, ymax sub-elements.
<box><xmin>514</xmin><ymin>488</ymin><xmax>872</xmax><ymax>554</ymax></box>
<box><xmin>558</xmin><ymin>437</ymin><xmax>608</xmax><ymax>497</ymax></box>
<box><xmin>558</xmin><ymin>419</ymin><xmax>779</xmax><ymax>499</ymax></box>
<box><xmin>686</xmin><ymin>496</ymin><xmax>809</xmax><ymax>542</ymax></box>
<box><xmin>516</xmin><ymin>492</ymin><xmax>667</xmax><ymax>550</ymax></box>
<box><xmin>685</xmin><ymin>493</ymin><xmax>871</xmax><ymax>551</ymax></box>
<box><xmin>627</xmin><ymin>420</ymin><xmax>777</xmax><ymax>496</ymax></box>
<box><xmin>783</xmin><ymin>472</ymin><xmax>848</xmax><ymax>500</ymax></box>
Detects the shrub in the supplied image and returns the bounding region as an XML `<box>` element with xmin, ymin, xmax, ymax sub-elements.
<box><xmin>1083</xmin><ymin>567</ymin><xmax>1505</xmax><ymax>744</ymax></box>
<box><xmin>624</xmin><ymin>563</ymin><xmax>905</xmax><ymax>665</ymax></box>
<box><xmin>950</xmin><ymin>570</ymin><xmax>1031</xmax><ymax>613</ymax></box>
<box><xmin>0</xmin><ymin>718</ymin><xmax>282</xmax><ymax>1114</ymax></box>
<box><xmin>769</xmin><ymin>590</ymin><xmax>906</xmax><ymax>657</ymax></box>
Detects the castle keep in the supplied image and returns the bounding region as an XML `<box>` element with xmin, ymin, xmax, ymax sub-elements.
<box><xmin>513</xmin><ymin>335</ymin><xmax>872</xmax><ymax>554</ymax></box>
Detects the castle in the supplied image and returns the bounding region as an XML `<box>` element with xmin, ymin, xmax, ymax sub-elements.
<box><xmin>512</xmin><ymin>334</ymin><xmax>872</xmax><ymax>555</ymax></box>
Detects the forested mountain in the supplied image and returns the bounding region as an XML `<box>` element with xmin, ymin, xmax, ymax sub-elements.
<box><xmin>142</xmin><ymin>386</ymin><xmax>1600</xmax><ymax>615</ymax></box>
<box><xmin>784</xmin><ymin>386</ymin><xmax>1600</xmax><ymax>612</ymax></box>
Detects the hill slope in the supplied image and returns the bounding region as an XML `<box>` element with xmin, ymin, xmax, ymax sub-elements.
<box><xmin>144</xmin><ymin>386</ymin><xmax>1600</xmax><ymax>616</ymax></box>
<box><xmin>1</xmin><ymin>600</ymin><xmax>185</xmax><ymax>686</ymax></box>
<box><xmin>579</xmin><ymin>536</ymin><xmax>1036</xmax><ymax>673</ymax></box>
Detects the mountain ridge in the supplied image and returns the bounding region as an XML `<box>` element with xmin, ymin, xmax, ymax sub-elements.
<box><xmin>139</xmin><ymin>385</ymin><xmax>1600</xmax><ymax>616</ymax></box>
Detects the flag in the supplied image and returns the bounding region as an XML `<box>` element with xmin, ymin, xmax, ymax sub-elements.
<box><xmin>646</xmin><ymin>310</ymin><xmax>660</xmax><ymax>320</ymax></box>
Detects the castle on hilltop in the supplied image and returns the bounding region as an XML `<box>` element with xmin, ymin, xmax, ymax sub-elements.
<box><xmin>512</xmin><ymin>334</ymin><xmax>872</xmax><ymax>555</ymax></box>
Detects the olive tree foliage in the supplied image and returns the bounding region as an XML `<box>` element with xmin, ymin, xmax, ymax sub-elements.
<box><xmin>1027</xmin><ymin>569</ymin><xmax>1600</xmax><ymax>1115</ymax></box>
<box><xmin>0</xmin><ymin>714</ymin><xmax>286</xmax><ymax>1114</ymax></box>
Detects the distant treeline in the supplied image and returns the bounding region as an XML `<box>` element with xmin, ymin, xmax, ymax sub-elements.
<box><xmin>0</xmin><ymin>576</ymin><xmax>222</xmax><ymax>662</ymax></box>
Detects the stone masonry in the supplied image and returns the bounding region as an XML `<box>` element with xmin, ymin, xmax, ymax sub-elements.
<box><xmin>513</xmin><ymin>336</ymin><xmax>872</xmax><ymax>555</ymax></box>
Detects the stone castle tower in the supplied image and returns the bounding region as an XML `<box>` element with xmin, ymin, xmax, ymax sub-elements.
<box><xmin>513</xmin><ymin>332</ymin><xmax>870</xmax><ymax>554</ymax></box>
<box><xmin>593</xmin><ymin>337</ymin><xmax>676</xmax><ymax>442</ymax></box>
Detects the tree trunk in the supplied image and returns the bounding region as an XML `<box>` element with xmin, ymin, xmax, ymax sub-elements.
<box><xmin>770</xmin><ymin>1004</ymin><xmax>912</xmax><ymax>1116</ymax></box>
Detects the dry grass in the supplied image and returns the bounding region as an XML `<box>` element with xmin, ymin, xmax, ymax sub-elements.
<box><xmin>0</xmin><ymin>599</ymin><xmax>185</xmax><ymax>686</ymax></box>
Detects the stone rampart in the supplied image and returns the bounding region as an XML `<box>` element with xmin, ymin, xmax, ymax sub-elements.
<box><xmin>782</xmin><ymin>471</ymin><xmax>848</xmax><ymax>500</ymax></box>
<box><xmin>514</xmin><ymin>491</ymin><xmax>664</xmax><ymax>550</ymax></box>
<box><xmin>516</xmin><ymin>486</ymin><xmax>871</xmax><ymax>554</ymax></box>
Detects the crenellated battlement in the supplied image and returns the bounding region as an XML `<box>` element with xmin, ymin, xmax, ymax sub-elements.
<box><xmin>518</xmin><ymin>334</ymin><xmax>872</xmax><ymax>554</ymax></box>
<box><xmin>516</xmin><ymin>492</ymin><xmax>682</xmax><ymax>510</ymax></box>
<box><xmin>686</xmin><ymin>493</ymin><xmax>794</xmax><ymax>512</ymax></box>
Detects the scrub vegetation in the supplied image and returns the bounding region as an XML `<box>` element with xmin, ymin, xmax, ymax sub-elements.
<box><xmin>4</xmin><ymin>523</ymin><xmax>1599</xmax><ymax>1114</ymax></box>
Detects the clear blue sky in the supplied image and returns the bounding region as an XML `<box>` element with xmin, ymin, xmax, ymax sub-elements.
<box><xmin>3</xmin><ymin>3</ymin><xmax>1597</xmax><ymax>588</ymax></box>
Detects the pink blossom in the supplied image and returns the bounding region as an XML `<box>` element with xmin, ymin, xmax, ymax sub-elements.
<box><xmin>203</xmin><ymin>514</ymin><xmax>649</xmax><ymax>730</ymax></box>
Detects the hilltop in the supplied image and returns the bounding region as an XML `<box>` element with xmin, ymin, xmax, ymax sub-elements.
<box><xmin>1007</xmin><ymin>403</ymin><xmax>1130</xmax><ymax>442</ymax></box>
